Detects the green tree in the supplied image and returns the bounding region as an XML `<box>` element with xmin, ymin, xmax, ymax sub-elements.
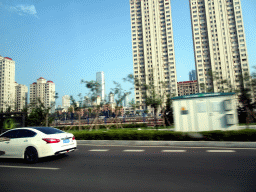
<box><xmin>129</xmin><ymin>98</ymin><xmax>139</xmax><ymax>115</ymax></box>
<box><xmin>27</xmin><ymin>98</ymin><xmax>54</xmax><ymax>126</ymax></box>
<box><xmin>163</xmin><ymin>95</ymin><xmax>174</xmax><ymax>126</ymax></box>
<box><xmin>236</xmin><ymin>72</ymin><xmax>256</xmax><ymax>127</ymax></box>
<box><xmin>124</xmin><ymin>74</ymin><xmax>167</xmax><ymax>129</ymax></box>
<box><xmin>80</xmin><ymin>80</ymin><xmax>110</xmax><ymax>130</ymax></box>
<box><xmin>70</xmin><ymin>95</ymin><xmax>83</xmax><ymax>131</ymax></box>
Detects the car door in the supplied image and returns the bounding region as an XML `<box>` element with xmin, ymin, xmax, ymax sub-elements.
<box><xmin>13</xmin><ymin>129</ymin><xmax>38</xmax><ymax>158</ymax></box>
<box><xmin>0</xmin><ymin>130</ymin><xmax>19</xmax><ymax>157</ymax></box>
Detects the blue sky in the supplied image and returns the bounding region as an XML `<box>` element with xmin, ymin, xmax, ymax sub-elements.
<box><xmin>0</xmin><ymin>0</ymin><xmax>255</xmax><ymax>106</ymax></box>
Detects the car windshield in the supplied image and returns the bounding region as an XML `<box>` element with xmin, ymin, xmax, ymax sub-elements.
<box><xmin>32</xmin><ymin>127</ymin><xmax>64</xmax><ymax>135</ymax></box>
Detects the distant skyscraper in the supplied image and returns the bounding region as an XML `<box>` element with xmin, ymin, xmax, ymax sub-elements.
<box><xmin>30</xmin><ymin>77</ymin><xmax>55</xmax><ymax>113</ymax></box>
<box><xmin>96</xmin><ymin>71</ymin><xmax>105</xmax><ymax>102</ymax></box>
<box><xmin>189</xmin><ymin>70</ymin><xmax>197</xmax><ymax>81</ymax></box>
<box><xmin>190</xmin><ymin>0</ymin><xmax>250</xmax><ymax>93</ymax></box>
<box><xmin>123</xmin><ymin>93</ymin><xmax>129</xmax><ymax>107</ymax></box>
<box><xmin>109</xmin><ymin>92</ymin><xmax>114</xmax><ymax>103</ymax></box>
<box><xmin>15</xmin><ymin>83</ymin><xmax>28</xmax><ymax>112</ymax></box>
<box><xmin>62</xmin><ymin>95</ymin><xmax>70</xmax><ymax>109</ymax></box>
<box><xmin>130</xmin><ymin>0</ymin><xmax>178</xmax><ymax>111</ymax></box>
<box><xmin>0</xmin><ymin>56</ymin><xmax>15</xmax><ymax>112</ymax></box>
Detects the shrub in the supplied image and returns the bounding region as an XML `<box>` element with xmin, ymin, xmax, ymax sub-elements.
<box><xmin>69</xmin><ymin>129</ymin><xmax>256</xmax><ymax>141</ymax></box>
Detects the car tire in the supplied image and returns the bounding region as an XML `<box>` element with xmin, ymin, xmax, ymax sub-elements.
<box><xmin>24</xmin><ymin>147</ymin><xmax>38</xmax><ymax>164</ymax></box>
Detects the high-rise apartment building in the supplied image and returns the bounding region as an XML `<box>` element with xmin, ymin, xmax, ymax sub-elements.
<box><xmin>0</xmin><ymin>56</ymin><xmax>15</xmax><ymax>112</ymax></box>
<box><xmin>189</xmin><ymin>0</ymin><xmax>250</xmax><ymax>93</ymax></box>
<box><xmin>15</xmin><ymin>83</ymin><xmax>28</xmax><ymax>112</ymax></box>
<box><xmin>96</xmin><ymin>71</ymin><xmax>105</xmax><ymax>102</ymax></box>
<box><xmin>189</xmin><ymin>70</ymin><xmax>197</xmax><ymax>81</ymax></box>
<box><xmin>30</xmin><ymin>77</ymin><xmax>55</xmax><ymax>113</ymax></box>
<box><xmin>130</xmin><ymin>0</ymin><xmax>177</xmax><ymax>111</ymax></box>
<box><xmin>62</xmin><ymin>95</ymin><xmax>70</xmax><ymax>109</ymax></box>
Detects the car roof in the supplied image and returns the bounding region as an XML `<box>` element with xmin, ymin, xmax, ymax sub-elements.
<box><xmin>0</xmin><ymin>127</ymin><xmax>60</xmax><ymax>134</ymax></box>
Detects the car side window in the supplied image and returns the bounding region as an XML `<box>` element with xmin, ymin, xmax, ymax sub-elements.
<box><xmin>17</xmin><ymin>130</ymin><xmax>37</xmax><ymax>138</ymax></box>
<box><xmin>0</xmin><ymin>130</ymin><xmax>19</xmax><ymax>139</ymax></box>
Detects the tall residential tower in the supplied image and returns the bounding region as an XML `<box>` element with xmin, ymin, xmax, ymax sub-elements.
<box><xmin>30</xmin><ymin>77</ymin><xmax>56</xmax><ymax>113</ymax></box>
<box><xmin>130</xmin><ymin>0</ymin><xmax>177</xmax><ymax>111</ymax></box>
<box><xmin>189</xmin><ymin>0</ymin><xmax>250</xmax><ymax>93</ymax></box>
<box><xmin>0</xmin><ymin>56</ymin><xmax>15</xmax><ymax>112</ymax></box>
<box><xmin>15</xmin><ymin>83</ymin><xmax>28</xmax><ymax>112</ymax></box>
<box><xmin>96</xmin><ymin>71</ymin><xmax>105</xmax><ymax>102</ymax></box>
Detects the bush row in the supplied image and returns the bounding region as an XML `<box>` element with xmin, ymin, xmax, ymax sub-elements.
<box><xmin>70</xmin><ymin>129</ymin><xmax>256</xmax><ymax>141</ymax></box>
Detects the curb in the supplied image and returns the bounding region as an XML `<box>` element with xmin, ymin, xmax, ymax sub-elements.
<box><xmin>77</xmin><ymin>140</ymin><xmax>256</xmax><ymax>148</ymax></box>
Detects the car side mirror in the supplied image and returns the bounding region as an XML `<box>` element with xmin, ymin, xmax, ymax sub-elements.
<box><xmin>0</xmin><ymin>137</ymin><xmax>10</xmax><ymax>142</ymax></box>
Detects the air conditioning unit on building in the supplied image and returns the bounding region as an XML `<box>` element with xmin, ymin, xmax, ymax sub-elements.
<box><xmin>224</xmin><ymin>99</ymin><xmax>232</xmax><ymax>111</ymax></box>
<box><xmin>226</xmin><ymin>114</ymin><xmax>235</xmax><ymax>125</ymax></box>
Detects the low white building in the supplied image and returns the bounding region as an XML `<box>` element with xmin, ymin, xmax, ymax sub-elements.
<box><xmin>172</xmin><ymin>93</ymin><xmax>238</xmax><ymax>132</ymax></box>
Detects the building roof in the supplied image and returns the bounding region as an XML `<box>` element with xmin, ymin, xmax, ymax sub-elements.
<box><xmin>39</xmin><ymin>77</ymin><xmax>44</xmax><ymax>79</ymax></box>
<box><xmin>177</xmin><ymin>80</ymin><xmax>197</xmax><ymax>84</ymax></box>
<box><xmin>47</xmin><ymin>80</ymin><xmax>54</xmax><ymax>83</ymax></box>
<box><xmin>172</xmin><ymin>92</ymin><xmax>236</xmax><ymax>100</ymax></box>
<box><xmin>4</xmin><ymin>57</ymin><xmax>12</xmax><ymax>60</ymax></box>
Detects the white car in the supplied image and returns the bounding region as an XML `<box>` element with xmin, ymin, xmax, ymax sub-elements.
<box><xmin>0</xmin><ymin>127</ymin><xmax>77</xmax><ymax>163</ymax></box>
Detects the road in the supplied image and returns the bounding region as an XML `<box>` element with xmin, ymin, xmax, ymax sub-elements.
<box><xmin>0</xmin><ymin>145</ymin><xmax>256</xmax><ymax>192</ymax></box>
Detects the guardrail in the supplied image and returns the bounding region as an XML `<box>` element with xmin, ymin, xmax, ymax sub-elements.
<box><xmin>53</xmin><ymin>117</ymin><xmax>164</xmax><ymax>127</ymax></box>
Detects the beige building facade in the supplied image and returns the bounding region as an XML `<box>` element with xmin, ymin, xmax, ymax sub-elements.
<box><xmin>15</xmin><ymin>83</ymin><xmax>28</xmax><ymax>112</ymax></box>
<box><xmin>189</xmin><ymin>0</ymin><xmax>250</xmax><ymax>93</ymax></box>
<box><xmin>30</xmin><ymin>77</ymin><xmax>55</xmax><ymax>113</ymax></box>
<box><xmin>177</xmin><ymin>80</ymin><xmax>198</xmax><ymax>96</ymax></box>
<box><xmin>0</xmin><ymin>56</ymin><xmax>15</xmax><ymax>112</ymax></box>
<box><xmin>130</xmin><ymin>0</ymin><xmax>178</xmax><ymax>111</ymax></box>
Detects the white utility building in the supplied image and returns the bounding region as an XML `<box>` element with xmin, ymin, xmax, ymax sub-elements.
<box><xmin>172</xmin><ymin>93</ymin><xmax>238</xmax><ymax>132</ymax></box>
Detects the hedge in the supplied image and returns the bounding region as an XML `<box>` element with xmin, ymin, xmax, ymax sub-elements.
<box><xmin>70</xmin><ymin>129</ymin><xmax>256</xmax><ymax>141</ymax></box>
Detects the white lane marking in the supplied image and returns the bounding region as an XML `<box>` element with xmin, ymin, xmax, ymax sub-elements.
<box><xmin>89</xmin><ymin>149</ymin><xmax>109</xmax><ymax>152</ymax></box>
<box><xmin>161</xmin><ymin>150</ymin><xmax>186</xmax><ymax>152</ymax></box>
<box><xmin>123</xmin><ymin>150</ymin><xmax>145</xmax><ymax>152</ymax></box>
<box><xmin>206</xmin><ymin>150</ymin><xmax>236</xmax><ymax>153</ymax></box>
<box><xmin>0</xmin><ymin>165</ymin><xmax>60</xmax><ymax>170</ymax></box>
<box><xmin>77</xmin><ymin>144</ymin><xmax>256</xmax><ymax>150</ymax></box>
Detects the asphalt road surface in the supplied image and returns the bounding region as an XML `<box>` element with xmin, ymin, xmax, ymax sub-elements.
<box><xmin>0</xmin><ymin>145</ymin><xmax>256</xmax><ymax>192</ymax></box>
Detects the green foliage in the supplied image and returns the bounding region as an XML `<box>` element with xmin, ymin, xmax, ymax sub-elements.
<box><xmin>66</xmin><ymin>129</ymin><xmax>256</xmax><ymax>141</ymax></box>
<box><xmin>3</xmin><ymin>118</ymin><xmax>16</xmax><ymax>130</ymax></box>
<box><xmin>144</xmin><ymin>109</ymin><xmax>149</xmax><ymax>114</ymax></box>
<box><xmin>164</xmin><ymin>96</ymin><xmax>173</xmax><ymax>126</ymax></box>
<box><xmin>27</xmin><ymin>98</ymin><xmax>54</xmax><ymax>126</ymax></box>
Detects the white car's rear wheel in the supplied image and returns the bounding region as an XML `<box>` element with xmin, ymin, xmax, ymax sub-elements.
<box><xmin>24</xmin><ymin>147</ymin><xmax>38</xmax><ymax>164</ymax></box>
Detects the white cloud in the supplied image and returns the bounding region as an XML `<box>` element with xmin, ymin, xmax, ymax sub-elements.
<box><xmin>3</xmin><ymin>4</ymin><xmax>38</xmax><ymax>18</ymax></box>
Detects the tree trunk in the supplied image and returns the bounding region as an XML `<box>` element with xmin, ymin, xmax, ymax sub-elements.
<box><xmin>154</xmin><ymin>107</ymin><xmax>158</xmax><ymax>130</ymax></box>
<box><xmin>78</xmin><ymin>113</ymin><xmax>81</xmax><ymax>131</ymax></box>
<box><xmin>46</xmin><ymin>113</ymin><xmax>48</xmax><ymax>127</ymax></box>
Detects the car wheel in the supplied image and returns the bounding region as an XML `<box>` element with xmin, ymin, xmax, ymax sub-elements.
<box><xmin>24</xmin><ymin>147</ymin><xmax>38</xmax><ymax>164</ymax></box>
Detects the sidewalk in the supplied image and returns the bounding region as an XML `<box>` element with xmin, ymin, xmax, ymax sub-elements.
<box><xmin>77</xmin><ymin>140</ymin><xmax>256</xmax><ymax>148</ymax></box>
